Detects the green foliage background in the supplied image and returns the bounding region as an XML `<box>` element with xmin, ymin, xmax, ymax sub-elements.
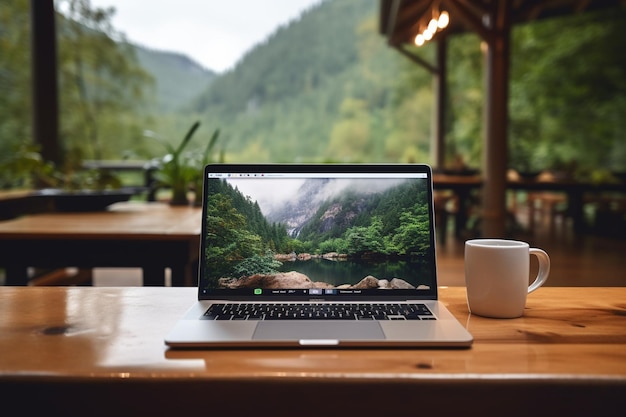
<box><xmin>1</xmin><ymin>0</ymin><xmax>625</xmax><ymax>188</ymax></box>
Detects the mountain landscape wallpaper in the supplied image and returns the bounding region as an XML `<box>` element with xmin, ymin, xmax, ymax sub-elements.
<box><xmin>202</xmin><ymin>176</ymin><xmax>434</xmax><ymax>292</ymax></box>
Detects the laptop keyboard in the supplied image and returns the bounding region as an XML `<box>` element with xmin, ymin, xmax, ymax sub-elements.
<box><xmin>202</xmin><ymin>303</ymin><xmax>436</xmax><ymax>321</ymax></box>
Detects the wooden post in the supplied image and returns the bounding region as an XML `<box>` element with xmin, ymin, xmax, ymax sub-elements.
<box><xmin>481</xmin><ymin>0</ymin><xmax>511</xmax><ymax>237</ymax></box>
<box><xmin>30</xmin><ymin>0</ymin><xmax>60</xmax><ymax>165</ymax></box>
<box><xmin>433</xmin><ymin>37</ymin><xmax>447</xmax><ymax>169</ymax></box>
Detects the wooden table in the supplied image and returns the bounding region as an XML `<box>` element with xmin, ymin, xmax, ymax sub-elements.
<box><xmin>0</xmin><ymin>286</ymin><xmax>624</xmax><ymax>416</ymax></box>
<box><xmin>0</xmin><ymin>202</ymin><xmax>201</xmax><ymax>286</ymax></box>
<box><xmin>433</xmin><ymin>174</ymin><xmax>626</xmax><ymax>235</ymax></box>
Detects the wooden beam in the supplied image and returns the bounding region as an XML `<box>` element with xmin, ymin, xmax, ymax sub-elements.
<box><xmin>395</xmin><ymin>45</ymin><xmax>439</xmax><ymax>74</ymax></box>
<box><xmin>445</xmin><ymin>0</ymin><xmax>495</xmax><ymax>43</ymax></box>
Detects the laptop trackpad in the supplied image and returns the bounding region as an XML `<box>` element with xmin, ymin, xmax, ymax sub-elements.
<box><xmin>253</xmin><ymin>321</ymin><xmax>385</xmax><ymax>341</ymax></box>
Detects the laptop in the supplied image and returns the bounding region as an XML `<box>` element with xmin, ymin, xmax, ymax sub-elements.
<box><xmin>165</xmin><ymin>163</ymin><xmax>473</xmax><ymax>348</ymax></box>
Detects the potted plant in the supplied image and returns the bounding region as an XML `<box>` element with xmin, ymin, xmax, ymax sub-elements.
<box><xmin>153</xmin><ymin>121</ymin><xmax>222</xmax><ymax>206</ymax></box>
<box><xmin>152</xmin><ymin>121</ymin><xmax>200</xmax><ymax>205</ymax></box>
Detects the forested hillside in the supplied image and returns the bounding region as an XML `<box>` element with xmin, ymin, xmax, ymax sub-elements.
<box><xmin>189</xmin><ymin>0</ymin><xmax>431</xmax><ymax>163</ymax></box>
<box><xmin>134</xmin><ymin>47</ymin><xmax>215</xmax><ymax>113</ymax></box>
<box><xmin>187</xmin><ymin>0</ymin><xmax>626</xmax><ymax>174</ymax></box>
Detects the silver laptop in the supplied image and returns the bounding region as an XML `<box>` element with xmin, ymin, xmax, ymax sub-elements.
<box><xmin>165</xmin><ymin>163</ymin><xmax>472</xmax><ymax>348</ymax></box>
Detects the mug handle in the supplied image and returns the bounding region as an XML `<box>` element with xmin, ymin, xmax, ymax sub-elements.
<box><xmin>528</xmin><ymin>248</ymin><xmax>550</xmax><ymax>293</ymax></box>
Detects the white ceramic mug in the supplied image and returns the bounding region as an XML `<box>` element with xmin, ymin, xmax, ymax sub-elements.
<box><xmin>464</xmin><ymin>239</ymin><xmax>550</xmax><ymax>318</ymax></box>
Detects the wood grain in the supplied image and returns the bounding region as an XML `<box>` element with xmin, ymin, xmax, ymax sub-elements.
<box><xmin>1</xmin><ymin>286</ymin><xmax>625</xmax><ymax>416</ymax></box>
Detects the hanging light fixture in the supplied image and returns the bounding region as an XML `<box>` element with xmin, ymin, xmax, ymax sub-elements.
<box><xmin>413</xmin><ymin>2</ymin><xmax>450</xmax><ymax>47</ymax></box>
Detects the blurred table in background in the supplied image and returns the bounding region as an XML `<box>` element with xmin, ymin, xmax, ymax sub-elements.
<box><xmin>0</xmin><ymin>202</ymin><xmax>201</xmax><ymax>286</ymax></box>
<box><xmin>433</xmin><ymin>173</ymin><xmax>626</xmax><ymax>237</ymax></box>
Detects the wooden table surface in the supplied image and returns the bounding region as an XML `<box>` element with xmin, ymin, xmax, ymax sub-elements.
<box><xmin>1</xmin><ymin>286</ymin><xmax>624</xmax><ymax>416</ymax></box>
<box><xmin>0</xmin><ymin>201</ymin><xmax>201</xmax><ymax>239</ymax></box>
<box><xmin>0</xmin><ymin>202</ymin><xmax>202</xmax><ymax>285</ymax></box>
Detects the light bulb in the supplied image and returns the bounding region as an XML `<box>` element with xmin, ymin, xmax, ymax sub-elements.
<box><xmin>423</xmin><ymin>28</ymin><xmax>433</xmax><ymax>40</ymax></box>
<box><xmin>438</xmin><ymin>11</ymin><xmax>450</xmax><ymax>29</ymax></box>
<box><xmin>415</xmin><ymin>34</ymin><xmax>425</xmax><ymax>46</ymax></box>
<box><xmin>428</xmin><ymin>18</ymin><xmax>438</xmax><ymax>33</ymax></box>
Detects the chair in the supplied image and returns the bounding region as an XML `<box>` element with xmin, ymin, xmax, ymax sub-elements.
<box><xmin>526</xmin><ymin>192</ymin><xmax>568</xmax><ymax>235</ymax></box>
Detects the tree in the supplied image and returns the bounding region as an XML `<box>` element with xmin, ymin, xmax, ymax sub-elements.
<box><xmin>204</xmin><ymin>193</ymin><xmax>264</xmax><ymax>284</ymax></box>
<box><xmin>1</xmin><ymin>0</ymin><xmax>155</xmax><ymax>186</ymax></box>
<box><xmin>392</xmin><ymin>202</ymin><xmax>430</xmax><ymax>256</ymax></box>
<box><xmin>344</xmin><ymin>216</ymin><xmax>385</xmax><ymax>256</ymax></box>
<box><xmin>509</xmin><ymin>8</ymin><xmax>626</xmax><ymax>174</ymax></box>
<box><xmin>57</xmin><ymin>0</ymin><xmax>154</xmax><ymax>161</ymax></box>
<box><xmin>0</xmin><ymin>0</ymin><xmax>32</xmax><ymax>162</ymax></box>
<box><xmin>325</xmin><ymin>98</ymin><xmax>371</xmax><ymax>161</ymax></box>
<box><xmin>233</xmin><ymin>250</ymin><xmax>283</xmax><ymax>277</ymax></box>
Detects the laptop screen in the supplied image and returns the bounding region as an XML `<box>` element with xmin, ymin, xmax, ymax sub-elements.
<box><xmin>198</xmin><ymin>164</ymin><xmax>438</xmax><ymax>300</ymax></box>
